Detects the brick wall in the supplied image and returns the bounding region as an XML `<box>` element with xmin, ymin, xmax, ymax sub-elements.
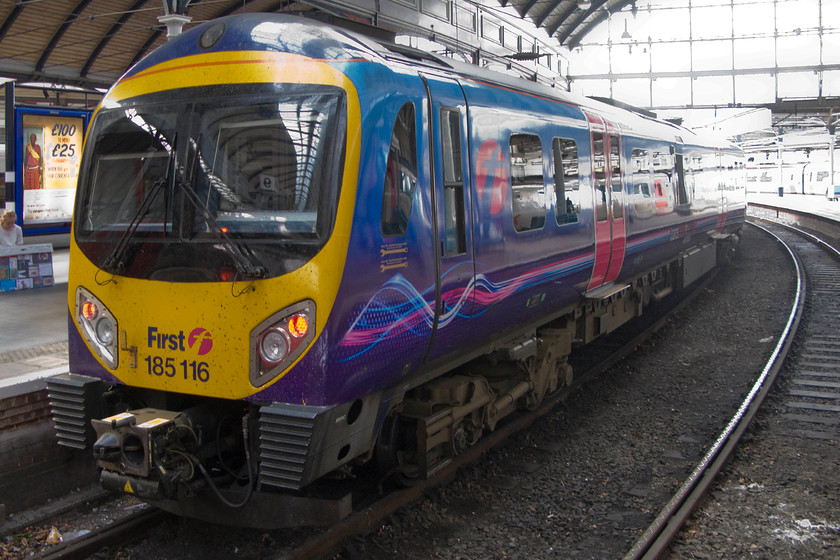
<box><xmin>0</xmin><ymin>389</ymin><xmax>98</xmax><ymax>516</ymax></box>
<box><xmin>0</xmin><ymin>391</ymin><xmax>51</xmax><ymax>430</ymax></box>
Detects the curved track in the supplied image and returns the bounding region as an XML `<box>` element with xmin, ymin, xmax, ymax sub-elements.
<box><xmin>281</xmin><ymin>271</ymin><xmax>719</xmax><ymax>560</ymax></box>
<box><xmin>628</xmin><ymin>216</ymin><xmax>840</xmax><ymax>559</ymax></box>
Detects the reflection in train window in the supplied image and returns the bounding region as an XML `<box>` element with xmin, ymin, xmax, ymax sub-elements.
<box><xmin>675</xmin><ymin>152</ymin><xmax>689</xmax><ymax>205</ymax></box>
<box><xmin>631</xmin><ymin>149</ymin><xmax>652</xmax><ymax>195</ymax></box>
<box><xmin>381</xmin><ymin>103</ymin><xmax>418</xmax><ymax>236</ymax></box>
<box><xmin>552</xmin><ymin>137</ymin><xmax>580</xmax><ymax>225</ymax></box>
<box><xmin>592</xmin><ymin>132</ymin><xmax>607</xmax><ymax>222</ymax></box>
<box><xmin>631</xmin><ymin>148</ymin><xmax>655</xmax><ymax>218</ymax></box>
<box><xmin>609</xmin><ymin>134</ymin><xmax>623</xmax><ymax>219</ymax></box>
<box><xmin>510</xmin><ymin>133</ymin><xmax>545</xmax><ymax>232</ymax></box>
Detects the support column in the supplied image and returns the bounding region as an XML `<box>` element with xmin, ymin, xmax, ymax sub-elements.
<box><xmin>4</xmin><ymin>81</ymin><xmax>13</xmax><ymax>209</ymax></box>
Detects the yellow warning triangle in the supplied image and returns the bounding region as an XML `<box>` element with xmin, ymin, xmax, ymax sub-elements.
<box><xmin>124</xmin><ymin>480</ymin><xmax>134</xmax><ymax>494</ymax></box>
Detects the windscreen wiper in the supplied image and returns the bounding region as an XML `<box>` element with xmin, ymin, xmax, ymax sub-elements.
<box><xmin>101</xmin><ymin>130</ymin><xmax>177</xmax><ymax>275</ymax></box>
<box><xmin>101</xmin><ymin>176</ymin><xmax>167</xmax><ymax>275</ymax></box>
<box><xmin>178</xmin><ymin>135</ymin><xmax>267</xmax><ymax>280</ymax></box>
<box><xmin>177</xmin><ymin>180</ymin><xmax>268</xmax><ymax>279</ymax></box>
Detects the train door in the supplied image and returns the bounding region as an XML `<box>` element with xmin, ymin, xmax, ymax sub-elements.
<box><xmin>420</xmin><ymin>73</ymin><xmax>475</xmax><ymax>362</ymax></box>
<box><xmin>585</xmin><ymin>112</ymin><xmax>627</xmax><ymax>292</ymax></box>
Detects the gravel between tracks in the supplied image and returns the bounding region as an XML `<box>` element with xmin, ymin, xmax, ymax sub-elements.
<box><xmin>6</xmin><ymin>223</ymin><xmax>828</xmax><ymax>560</ymax></box>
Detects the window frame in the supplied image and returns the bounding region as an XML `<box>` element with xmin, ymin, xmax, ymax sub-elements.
<box><xmin>509</xmin><ymin>132</ymin><xmax>546</xmax><ymax>233</ymax></box>
<box><xmin>381</xmin><ymin>102</ymin><xmax>419</xmax><ymax>237</ymax></box>
<box><xmin>551</xmin><ymin>136</ymin><xmax>581</xmax><ymax>226</ymax></box>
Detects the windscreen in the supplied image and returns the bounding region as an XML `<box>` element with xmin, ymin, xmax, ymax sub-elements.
<box><xmin>75</xmin><ymin>84</ymin><xmax>345</xmax><ymax>282</ymax></box>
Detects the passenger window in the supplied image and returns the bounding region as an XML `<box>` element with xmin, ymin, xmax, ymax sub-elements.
<box><xmin>631</xmin><ymin>148</ymin><xmax>652</xmax><ymax>198</ymax></box>
<box><xmin>510</xmin><ymin>133</ymin><xmax>545</xmax><ymax>232</ymax></box>
<box><xmin>651</xmin><ymin>149</ymin><xmax>674</xmax><ymax>212</ymax></box>
<box><xmin>441</xmin><ymin>108</ymin><xmax>466</xmax><ymax>256</ymax></box>
<box><xmin>552</xmin><ymin>137</ymin><xmax>580</xmax><ymax>225</ymax></box>
<box><xmin>381</xmin><ymin>103</ymin><xmax>418</xmax><ymax>236</ymax></box>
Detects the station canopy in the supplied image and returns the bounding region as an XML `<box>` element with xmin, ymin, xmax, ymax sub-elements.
<box><xmin>0</xmin><ymin>0</ymin><xmax>837</xmax><ymax>137</ymax></box>
<box><xmin>0</xmin><ymin>1</ymin><xmax>663</xmax><ymax>90</ymax></box>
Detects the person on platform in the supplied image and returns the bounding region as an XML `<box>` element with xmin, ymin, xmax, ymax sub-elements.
<box><xmin>23</xmin><ymin>133</ymin><xmax>43</xmax><ymax>190</ymax></box>
<box><xmin>0</xmin><ymin>210</ymin><xmax>23</xmax><ymax>246</ymax></box>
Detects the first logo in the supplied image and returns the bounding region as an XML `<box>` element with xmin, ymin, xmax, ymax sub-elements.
<box><xmin>188</xmin><ymin>328</ymin><xmax>213</xmax><ymax>356</ymax></box>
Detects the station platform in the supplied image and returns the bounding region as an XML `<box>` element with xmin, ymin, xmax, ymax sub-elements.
<box><xmin>0</xmin><ymin>247</ymin><xmax>69</xmax><ymax>393</ymax></box>
<box><xmin>747</xmin><ymin>192</ymin><xmax>840</xmax><ymax>223</ymax></box>
<box><xmin>1</xmin><ymin>193</ymin><xmax>838</xmax><ymax>395</ymax></box>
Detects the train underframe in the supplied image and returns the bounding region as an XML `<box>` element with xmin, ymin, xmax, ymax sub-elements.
<box><xmin>47</xmin><ymin>234</ymin><xmax>739</xmax><ymax>528</ymax></box>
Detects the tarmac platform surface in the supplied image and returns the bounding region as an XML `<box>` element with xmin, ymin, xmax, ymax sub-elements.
<box><xmin>0</xmin><ymin>248</ymin><xmax>68</xmax><ymax>392</ymax></box>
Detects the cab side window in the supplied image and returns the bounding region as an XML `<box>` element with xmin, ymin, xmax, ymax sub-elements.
<box><xmin>381</xmin><ymin>103</ymin><xmax>418</xmax><ymax>236</ymax></box>
<box><xmin>510</xmin><ymin>133</ymin><xmax>545</xmax><ymax>232</ymax></box>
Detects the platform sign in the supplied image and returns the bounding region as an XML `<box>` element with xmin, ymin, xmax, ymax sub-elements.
<box><xmin>14</xmin><ymin>107</ymin><xmax>90</xmax><ymax>234</ymax></box>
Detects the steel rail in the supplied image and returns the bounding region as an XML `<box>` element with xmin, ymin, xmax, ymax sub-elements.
<box><xmin>624</xmin><ymin>220</ymin><xmax>807</xmax><ymax>560</ymax></box>
<box><xmin>29</xmin><ymin>507</ymin><xmax>169</xmax><ymax>560</ymax></box>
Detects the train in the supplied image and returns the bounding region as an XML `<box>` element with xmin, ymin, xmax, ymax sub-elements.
<box><xmin>746</xmin><ymin>155</ymin><xmax>840</xmax><ymax>199</ymax></box>
<box><xmin>46</xmin><ymin>13</ymin><xmax>745</xmax><ymax>528</ymax></box>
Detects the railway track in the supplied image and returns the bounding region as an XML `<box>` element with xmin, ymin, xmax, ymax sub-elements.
<box><xmin>628</xmin><ymin>217</ymin><xmax>840</xmax><ymax>559</ymax></box>
<box><xmin>775</xmin><ymin>228</ymin><xmax>840</xmax><ymax>442</ymax></box>
<box><xmin>28</xmin><ymin>507</ymin><xmax>169</xmax><ymax>560</ymax></box>
<box><xmin>282</xmin><ymin>270</ymin><xmax>717</xmax><ymax>560</ymax></box>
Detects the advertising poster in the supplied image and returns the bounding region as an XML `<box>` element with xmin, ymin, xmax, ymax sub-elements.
<box><xmin>0</xmin><ymin>244</ymin><xmax>54</xmax><ymax>291</ymax></box>
<box><xmin>18</xmin><ymin>111</ymin><xmax>86</xmax><ymax>227</ymax></box>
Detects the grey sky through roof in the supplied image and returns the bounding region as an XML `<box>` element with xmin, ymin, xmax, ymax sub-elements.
<box><xmin>567</xmin><ymin>0</ymin><xmax>840</xmax><ymax>109</ymax></box>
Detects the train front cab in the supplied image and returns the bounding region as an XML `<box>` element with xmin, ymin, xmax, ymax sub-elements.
<box><xmin>45</xmin><ymin>19</ymin><xmax>384</xmax><ymax>526</ymax></box>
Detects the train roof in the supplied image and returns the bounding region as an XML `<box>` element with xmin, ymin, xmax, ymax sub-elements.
<box><xmin>127</xmin><ymin>12</ymin><xmax>738</xmax><ymax>154</ymax></box>
<box><xmin>341</xmin><ymin>21</ymin><xmax>738</xmax><ymax>153</ymax></box>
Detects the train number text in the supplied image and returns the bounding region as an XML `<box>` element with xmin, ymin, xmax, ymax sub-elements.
<box><xmin>144</xmin><ymin>355</ymin><xmax>210</xmax><ymax>382</ymax></box>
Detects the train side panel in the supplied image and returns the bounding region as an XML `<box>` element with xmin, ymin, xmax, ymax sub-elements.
<box><xmin>458</xmin><ymin>80</ymin><xmax>595</xmax><ymax>344</ymax></box>
<box><xmin>319</xmin><ymin>65</ymin><xmax>437</xmax><ymax>404</ymax></box>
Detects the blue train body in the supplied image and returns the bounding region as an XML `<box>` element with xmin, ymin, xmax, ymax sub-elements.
<box><xmin>48</xmin><ymin>13</ymin><xmax>744</xmax><ymax>527</ymax></box>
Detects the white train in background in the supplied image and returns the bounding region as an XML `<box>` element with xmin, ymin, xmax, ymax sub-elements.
<box><xmin>747</xmin><ymin>154</ymin><xmax>840</xmax><ymax>200</ymax></box>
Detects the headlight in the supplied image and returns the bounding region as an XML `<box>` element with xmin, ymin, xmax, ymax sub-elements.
<box><xmin>95</xmin><ymin>317</ymin><xmax>115</xmax><ymax>345</ymax></box>
<box><xmin>76</xmin><ymin>287</ymin><xmax>119</xmax><ymax>368</ymax></box>
<box><xmin>250</xmin><ymin>301</ymin><xmax>315</xmax><ymax>388</ymax></box>
<box><xmin>259</xmin><ymin>329</ymin><xmax>290</xmax><ymax>363</ymax></box>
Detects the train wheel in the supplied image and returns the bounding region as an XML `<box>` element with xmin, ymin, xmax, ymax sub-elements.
<box><xmin>375</xmin><ymin>412</ymin><xmax>419</xmax><ymax>484</ymax></box>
